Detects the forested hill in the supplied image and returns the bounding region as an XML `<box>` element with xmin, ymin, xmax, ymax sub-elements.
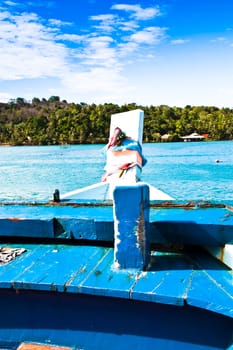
<box><xmin>0</xmin><ymin>96</ymin><xmax>232</xmax><ymax>145</ymax></box>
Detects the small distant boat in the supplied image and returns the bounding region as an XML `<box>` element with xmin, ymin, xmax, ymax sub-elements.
<box><xmin>0</xmin><ymin>110</ymin><xmax>232</xmax><ymax>349</ymax></box>
<box><xmin>181</xmin><ymin>132</ymin><xmax>206</xmax><ymax>142</ymax></box>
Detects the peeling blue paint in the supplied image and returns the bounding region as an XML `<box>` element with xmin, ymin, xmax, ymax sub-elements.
<box><xmin>0</xmin><ymin>201</ymin><xmax>231</xmax><ymax>349</ymax></box>
<box><xmin>113</xmin><ymin>184</ymin><xmax>150</xmax><ymax>269</ymax></box>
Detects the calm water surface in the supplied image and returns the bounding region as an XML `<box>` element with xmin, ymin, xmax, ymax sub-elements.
<box><xmin>0</xmin><ymin>141</ymin><xmax>232</xmax><ymax>202</ymax></box>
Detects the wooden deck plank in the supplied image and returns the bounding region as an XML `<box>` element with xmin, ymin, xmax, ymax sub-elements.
<box><xmin>186</xmin><ymin>251</ymin><xmax>233</xmax><ymax>318</ymax></box>
<box><xmin>0</xmin><ymin>242</ymin><xmax>231</xmax><ymax>319</ymax></box>
<box><xmin>188</xmin><ymin>250</ymin><xmax>233</xmax><ymax>294</ymax></box>
<box><xmin>131</xmin><ymin>251</ymin><xmax>192</xmax><ymax>305</ymax></box>
<box><xmin>63</xmin><ymin>246</ymin><xmax>111</xmax><ymax>293</ymax></box>
<box><xmin>0</xmin><ymin>244</ymin><xmax>51</xmax><ymax>288</ymax></box>
<box><xmin>187</xmin><ymin>270</ymin><xmax>233</xmax><ymax>318</ymax></box>
<box><xmin>12</xmin><ymin>245</ymin><xmax>109</xmax><ymax>292</ymax></box>
<box><xmin>79</xmin><ymin>249</ymin><xmax>138</xmax><ymax>298</ymax></box>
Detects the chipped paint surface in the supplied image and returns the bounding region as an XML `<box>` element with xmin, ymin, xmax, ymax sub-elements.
<box><xmin>113</xmin><ymin>184</ymin><xmax>150</xmax><ymax>269</ymax></box>
<box><xmin>0</xmin><ymin>243</ymin><xmax>231</xmax><ymax>319</ymax></box>
<box><xmin>0</xmin><ymin>201</ymin><xmax>231</xmax><ymax>349</ymax></box>
<box><xmin>0</xmin><ymin>203</ymin><xmax>232</xmax><ymax>247</ymax></box>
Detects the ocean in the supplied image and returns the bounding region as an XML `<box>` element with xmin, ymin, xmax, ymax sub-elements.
<box><xmin>0</xmin><ymin>141</ymin><xmax>232</xmax><ymax>203</ymax></box>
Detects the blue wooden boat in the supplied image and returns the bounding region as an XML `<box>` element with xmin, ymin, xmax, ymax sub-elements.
<box><xmin>0</xmin><ymin>110</ymin><xmax>232</xmax><ymax>350</ymax></box>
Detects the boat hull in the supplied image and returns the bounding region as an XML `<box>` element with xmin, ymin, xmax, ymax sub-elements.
<box><xmin>0</xmin><ymin>289</ymin><xmax>232</xmax><ymax>350</ymax></box>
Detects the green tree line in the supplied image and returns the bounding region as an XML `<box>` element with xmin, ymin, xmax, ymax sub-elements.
<box><xmin>0</xmin><ymin>96</ymin><xmax>232</xmax><ymax>145</ymax></box>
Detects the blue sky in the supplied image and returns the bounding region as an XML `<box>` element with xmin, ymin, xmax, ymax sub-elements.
<box><xmin>0</xmin><ymin>0</ymin><xmax>233</xmax><ymax>107</ymax></box>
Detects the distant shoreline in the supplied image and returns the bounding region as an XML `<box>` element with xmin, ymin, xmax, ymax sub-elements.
<box><xmin>1</xmin><ymin>139</ymin><xmax>231</xmax><ymax>145</ymax></box>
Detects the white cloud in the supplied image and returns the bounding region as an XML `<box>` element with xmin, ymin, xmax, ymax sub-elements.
<box><xmin>0</xmin><ymin>11</ymin><xmax>68</xmax><ymax>80</ymax></box>
<box><xmin>48</xmin><ymin>18</ymin><xmax>72</xmax><ymax>27</ymax></box>
<box><xmin>80</xmin><ymin>36</ymin><xmax>119</xmax><ymax>68</ymax></box>
<box><xmin>130</xmin><ymin>27</ymin><xmax>166</xmax><ymax>44</ymax></box>
<box><xmin>0</xmin><ymin>10</ymin><xmax>11</xmax><ymax>20</ymax></box>
<box><xmin>90</xmin><ymin>12</ymin><xmax>140</xmax><ymax>34</ymax></box>
<box><xmin>0</xmin><ymin>2</ymin><xmax>168</xmax><ymax>104</ymax></box>
<box><xmin>120</xmin><ymin>20</ymin><xmax>139</xmax><ymax>32</ymax></box>
<box><xmin>0</xmin><ymin>91</ymin><xmax>13</xmax><ymax>102</ymax></box>
<box><xmin>57</xmin><ymin>33</ymin><xmax>84</xmax><ymax>43</ymax></box>
<box><xmin>90</xmin><ymin>14</ymin><xmax>115</xmax><ymax>22</ymax></box>
<box><xmin>60</xmin><ymin>66</ymin><xmax>135</xmax><ymax>105</ymax></box>
<box><xmin>171</xmin><ymin>39</ymin><xmax>190</xmax><ymax>45</ymax></box>
<box><xmin>118</xmin><ymin>41</ymin><xmax>139</xmax><ymax>56</ymax></box>
<box><xmin>90</xmin><ymin>14</ymin><xmax>116</xmax><ymax>32</ymax></box>
<box><xmin>211</xmin><ymin>36</ymin><xmax>227</xmax><ymax>42</ymax></box>
<box><xmin>3</xmin><ymin>1</ymin><xmax>17</xmax><ymax>6</ymax></box>
<box><xmin>111</xmin><ymin>4</ymin><xmax>160</xmax><ymax>20</ymax></box>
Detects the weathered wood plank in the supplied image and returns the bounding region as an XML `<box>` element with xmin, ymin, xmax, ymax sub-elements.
<box><xmin>131</xmin><ymin>251</ymin><xmax>192</xmax><ymax>305</ymax></box>
<box><xmin>0</xmin><ymin>244</ymin><xmax>50</xmax><ymax>288</ymax></box>
<box><xmin>65</xmin><ymin>246</ymin><xmax>111</xmax><ymax>293</ymax></box>
<box><xmin>13</xmin><ymin>245</ymin><xmax>109</xmax><ymax>292</ymax></box>
<box><xmin>79</xmin><ymin>248</ymin><xmax>138</xmax><ymax>298</ymax></box>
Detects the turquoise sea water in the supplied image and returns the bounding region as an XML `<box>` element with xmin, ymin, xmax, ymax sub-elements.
<box><xmin>0</xmin><ymin>141</ymin><xmax>232</xmax><ymax>202</ymax></box>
